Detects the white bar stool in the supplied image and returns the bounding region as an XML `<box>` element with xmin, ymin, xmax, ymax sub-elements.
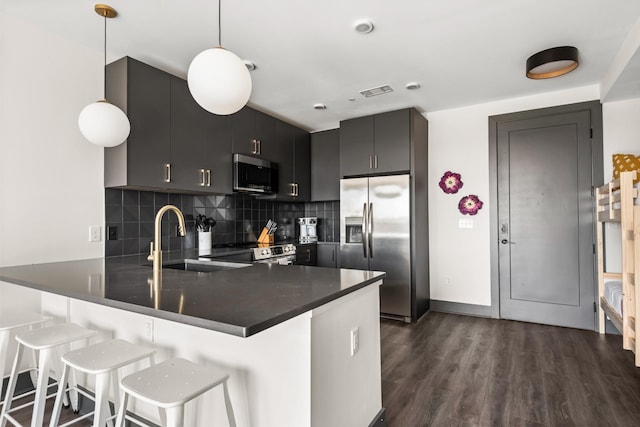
<box><xmin>0</xmin><ymin>323</ymin><xmax>96</xmax><ymax>427</ymax></box>
<box><xmin>49</xmin><ymin>339</ymin><xmax>155</xmax><ymax>427</ymax></box>
<box><xmin>114</xmin><ymin>358</ymin><xmax>236</xmax><ymax>427</ymax></box>
<box><xmin>0</xmin><ymin>311</ymin><xmax>51</xmax><ymax>403</ymax></box>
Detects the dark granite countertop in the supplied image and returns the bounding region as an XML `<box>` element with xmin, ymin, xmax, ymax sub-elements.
<box><xmin>0</xmin><ymin>252</ymin><xmax>384</xmax><ymax>338</ymax></box>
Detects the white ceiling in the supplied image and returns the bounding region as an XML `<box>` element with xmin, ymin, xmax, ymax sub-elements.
<box><xmin>2</xmin><ymin>0</ymin><xmax>640</xmax><ymax>132</ymax></box>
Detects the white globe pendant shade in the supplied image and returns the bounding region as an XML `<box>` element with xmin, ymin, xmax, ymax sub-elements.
<box><xmin>78</xmin><ymin>100</ymin><xmax>131</xmax><ymax>147</ymax></box>
<box><xmin>187</xmin><ymin>47</ymin><xmax>252</xmax><ymax>115</ymax></box>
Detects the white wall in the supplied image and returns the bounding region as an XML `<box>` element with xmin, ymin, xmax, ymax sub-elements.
<box><xmin>0</xmin><ymin>12</ymin><xmax>105</xmax><ymax>267</ymax></box>
<box><xmin>426</xmin><ymin>85</ymin><xmax>601</xmax><ymax>306</ymax></box>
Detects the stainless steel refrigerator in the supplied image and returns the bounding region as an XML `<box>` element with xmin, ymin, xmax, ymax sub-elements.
<box><xmin>340</xmin><ymin>174</ymin><xmax>429</xmax><ymax>322</ymax></box>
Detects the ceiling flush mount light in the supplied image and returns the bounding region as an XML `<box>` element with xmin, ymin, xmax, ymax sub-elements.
<box><xmin>354</xmin><ymin>19</ymin><xmax>374</xmax><ymax>34</ymax></box>
<box><xmin>188</xmin><ymin>0</ymin><xmax>252</xmax><ymax>115</ymax></box>
<box><xmin>405</xmin><ymin>82</ymin><xmax>421</xmax><ymax>90</ymax></box>
<box><xmin>313</xmin><ymin>103</ymin><xmax>327</xmax><ymax>110</ymax></box>
<box><xmin>526</xmin><ymin>46</ymin><xmax>579</xmax><ymax>79</ymax></box>
<box><xmin>78</xmin><ymin>4</ymin><xmax>130</xmax><ymax>148</ymax></box>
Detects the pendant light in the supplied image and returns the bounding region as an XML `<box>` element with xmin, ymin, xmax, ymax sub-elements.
<box><xmin>187</xmin><ymin>0</ymin><xmax>252</xmax><ymax>115</ymax></box>
<box><xmin>78</xmin><ymin>4</ymin><xmax>130</xmax><ymax>147</ymax></box>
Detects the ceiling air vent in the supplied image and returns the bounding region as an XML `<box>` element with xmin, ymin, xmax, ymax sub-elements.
<box><xmin>359</xmin><ymin>85</ymin><xmax>394</xmax><ymax>98</ymax></box>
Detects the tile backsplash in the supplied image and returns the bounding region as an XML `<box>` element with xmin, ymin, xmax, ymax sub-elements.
<box><xmin>105</xmin><ymin>189</ymin><xmax>339</xmax><ymax>257</ymax></box>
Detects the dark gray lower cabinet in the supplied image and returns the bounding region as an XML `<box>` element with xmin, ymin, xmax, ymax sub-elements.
<box><xmin>295</xmin><ymin>243</ymin><xmax>317</xmax><ymax>266</ymax></box>
<box><xmin>317</xmin><ymin>243</ymin><xmax>338</xmax><ymax>268</ymax></box>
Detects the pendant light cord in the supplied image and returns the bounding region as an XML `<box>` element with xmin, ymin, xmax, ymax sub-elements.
<box><xmin>218</xmin><ymin>0</ymin><xmax>222</xmax><ymax>47</ymax></box>
<box><xmin>103</xmin><ymin>11</ymin><xmax>107</xmax><ymax>100</ymax></box>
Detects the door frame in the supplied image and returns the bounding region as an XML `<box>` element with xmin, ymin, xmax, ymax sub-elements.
<box><xmin>488</xmin><ymin>100</ymin><xmax>603</xmax><ymax>320</ymax></box>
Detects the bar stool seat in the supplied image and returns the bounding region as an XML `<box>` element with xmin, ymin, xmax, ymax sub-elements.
<box><xmin>0</xmin><ymin>323</ymin><xmax>96</xmax><ymax>427</ymax></box>
<box><xmin>49</xmin><ymin>339</ymin><xmax>155</xmax><ymax>427</ymax></box>
<box><xmin>0</xmin><ymin>311</ymin><xmax>51</xmax><ymax>403</ymax></box>
<box><xmin>115</xmin><ymin>358</ymin><xmax>236</xmax><ymax>427</ymax></box>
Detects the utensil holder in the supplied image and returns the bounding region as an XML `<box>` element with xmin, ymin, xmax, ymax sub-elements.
<box><xmin>198</xmin><ymin>231</ymin><xmax>212</xmax><ymax>255</ymax></box>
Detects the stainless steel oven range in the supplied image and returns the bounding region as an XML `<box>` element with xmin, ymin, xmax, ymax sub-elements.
<box><xmin>252</xmin><ymin>244</ymin><xmax>296</xmax><ymax>265</ymax></box>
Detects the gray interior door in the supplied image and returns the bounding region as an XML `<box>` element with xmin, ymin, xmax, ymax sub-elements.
<box><xmin>497</xmin><ymin>111</ymin><xmax>595</xmax><ymax>330</ymax></box>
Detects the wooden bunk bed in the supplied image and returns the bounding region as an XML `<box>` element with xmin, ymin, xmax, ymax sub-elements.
<box><xmin>596</xmin><ymin>170</ymin><xmax>640</xmax><ymax>367</ymax></box>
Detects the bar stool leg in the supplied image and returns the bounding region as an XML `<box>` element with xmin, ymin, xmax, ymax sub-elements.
<box><xmin>0</xmin><ymin>344</ymin><xmax>24</xmax><ymax>427</ymax></box>
<box><xmin>0</xmin><ymin>330</ymin><xmax>9</xmax><ymax>399</ymax></box>
<box><xmin>49</xmin><ymin>363</ymin><xmax>71</xmax><ymax>427</ymax></box>
<box><xmin>93</xmin><ymin>372</ymin><xmax>112</xmax><ymax>427</ymax></box>
<box><xmin>114</xmin><ymin>390</ymin><xmax>128</xmax><ymax>427</ymax></box>
<box><xmin>32</xmin><ymin>348</ymin><xmax>54</xmax><ymax>427</ymax></box>
<box><xmin>162</xmin><ymin>406</ymin><xmax>184</xmax><ymax>427</ymax></box>
<box><xmin>223</xmin><ymin>380</ymin><xmax>237</xmax><ymax>427</ymax></box>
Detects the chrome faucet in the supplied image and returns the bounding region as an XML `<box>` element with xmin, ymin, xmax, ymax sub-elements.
<box><xmin>148</xmin><ymin>205</ymin><xmax>186</xmax><ymax>272</ymax></box>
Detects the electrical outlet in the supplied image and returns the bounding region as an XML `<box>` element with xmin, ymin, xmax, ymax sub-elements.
<box><xmin>107</xmin><ymin>226</ymin><xmax>118</xmax><ymax>241</ymax></box>
<box><xmin>458</xmin><ymin>218</ymin><xmax>474</xmax><ymax>229</ymax></box>
<box><xmin>143</xmin><ymin>318</ymin><xmax>154</xmax><ymax>342</ymax></box>
<box><xmin>89</xmin><ymin>225</ymin><xmax>101</xmax><ymax>242</ymax></box>
<box><xmin>350</xmin><ymin>327</ymin><xmax>360</xmax><ymax>356</ymax></box>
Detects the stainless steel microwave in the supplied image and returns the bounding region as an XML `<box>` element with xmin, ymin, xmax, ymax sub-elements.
<box><xmin>233</xmin><ymin>153</ymin><xmax>278</xmax><ymax>194</ymax></box>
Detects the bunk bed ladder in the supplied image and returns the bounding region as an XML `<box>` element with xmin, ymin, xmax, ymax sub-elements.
<box><xmin>635</xmin><ymin>204</ymin><xmax>640</xmax><ymax>366</ymax></box>
<box><xmin>620</xmin><ymin>171</ymin><xmax>635</xmax><ymax>352</ymax></box>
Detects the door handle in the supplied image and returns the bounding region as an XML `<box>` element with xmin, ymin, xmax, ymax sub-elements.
<box><xmin>199</xmin><ymin>169</ymin><xmax>206</xmax><ymax>186</ymax></box>
<box><xmin>501</xmin><ymin>239</ymin><xmax>515</xmax><ymax>245</ymax></box>
<box><xmin>362</xmin><ymin>203</ymin><xmax>368</xmax><ymax>258</ymax></box>
<box><xmin>368</xmin><ymin>202</ymin><xmax>374</xmax><ymax>258</ymax></box>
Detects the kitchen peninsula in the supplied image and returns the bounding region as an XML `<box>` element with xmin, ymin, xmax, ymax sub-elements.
<box><xmin>0</xmin><ymin>255</ymin><xmax>385</xmax><ymax>427</ymax></box>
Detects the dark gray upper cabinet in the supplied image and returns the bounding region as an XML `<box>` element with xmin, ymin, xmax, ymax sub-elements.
<box><xmin>274</xmin><ymin>120</ymin><xmax>310</xmax><ymax>201</ymax></box>
<box><xmin>170</xmin><ymin>76</ymin><xmax>207</xmax><ymax>191</ymax></box>
<box><xmin>204</xmin><ymin>113</ymin><xmax>233</xmax><ymax>194</ymax></box>
<box><xmin>105</xmin><ymin>57</ymin><xmax>171</xmax><ymax>189</ymax></box>
<box><xmin>339</xmin><ymin>115</ymin><xmax>373</xmax><ymax>177</ymax></box>
<box><xmin>293</xmin><ymin>127</ymin><xmax>311</xmax><ymax>201</ymax></box>
<box><xmin>339</xmin><ymin>108</ymin><xmax>414</xmax><ymax>177</ymax></box>
<box><xmin>311</xmin><ymin>129</ymin><xmax>340</xmax><ymax>201</ymax></box>
<box><xmin>231</xmin><ymin>107</ymin><xmax>277</xmax><ymax>159</ymax></box>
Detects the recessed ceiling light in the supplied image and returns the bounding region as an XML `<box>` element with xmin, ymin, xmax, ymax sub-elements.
<box><xmin>313</xmin><ymin>103</ymin><xmax>327</xmax><ymax>110</ymax></box>
<box><xmin>405</xmin><ymin>82</ymin><xmax>421</xmax><ymax>90</ymax></box>
<box><xmin>348</xmin><ymin>97</ymin><xmax>356</xmax><ymax>102</ymax></box>
<box><xmin>354</xmin><ymin>19</ymin><xmax>374</xmax><ymax>34</ymax></box>
<box><xmin>243</xmin><ymin>60</ymin><xmax>257</xmax><ymax>71</ymax></box>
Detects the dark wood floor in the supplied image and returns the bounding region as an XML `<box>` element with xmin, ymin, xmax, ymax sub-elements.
<box><xmin>381</xmin><ymin>312</ymin><xmax>640</xmax><ymax>427</ymax></box>
<box><xmin>0</xmin><ymin>391</ymin><xmax>92</xmax><ymax>426</ymax></box>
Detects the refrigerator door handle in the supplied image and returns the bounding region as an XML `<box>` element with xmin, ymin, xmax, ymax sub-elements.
<box><xmin>362</xmin><ymin>203</ymin><xmax>369</xmax><ymax>258</ymax></box>
<box><xmin>368</xmin><ymin>202</ymin><xmax>374</xmax><ymax>258</ymax></box>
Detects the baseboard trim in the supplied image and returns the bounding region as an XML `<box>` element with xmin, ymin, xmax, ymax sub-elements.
<box><xmin>430</xmin><ymin>300</ymin><xmax>491</xmax><ymax>317</ymax></box>
<box><xmin>369</xmin><ymin>407</ymin><xmax>387</xmax><ymax>427</ymax></box>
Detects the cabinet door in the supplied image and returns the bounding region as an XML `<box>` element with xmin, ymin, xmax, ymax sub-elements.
<box><xmin>317</xmin><ymin>244</ymin><xmax>337</xmax><ymax>268</ymax></box>
<box><xmin>204</xmin><ymin>112</ymin><xmax>233</xmax><ymax>194</ymax></box>
<box><xmin>311</xmin><ymin>129</ymin><xmax>340</xmax><ymax>201</ymax></box>
<box><xmin>127</xmin><ymin>59</ymin><xmax>171</xmax><ymax>187</ymax></box>
<box><xmin>275</xmin><ymin>120</ymin><xmax>295</xmax><ymax>198</ymax></box>
<box><xmin>339</xmin><ymin>115</ymin><xmax>374</xmax><ymax>177</ymax></box>
<box><xmin>170</xmin><ymin>76</ymin><xmax>206</xmax><ymax>191</ymax></box>
<box><xmin>254</xmin><ymin>110</ymin><xmax>278</xmax><ymax>160</ymax></box>
<box><xmin>295</xmin><ymin>244</ymin><xmax>317</xmax><ymax>266</ymax></box>
<box><xmin>232</xmin><ymin>107</ymin><xmax>257</xmax><ymax>156</ymax></box>
<box><xmin>373</xmin><ymin>109</ymin><xmax>411</xmax><ymax>174</ymax></box>
<box><xmin>293</xmin><ymin>127</ymin><xmax>310</xmax><ymax>201</ymax></box>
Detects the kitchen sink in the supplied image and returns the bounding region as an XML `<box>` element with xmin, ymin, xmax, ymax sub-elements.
<box><xmin>163</xmin><ymin>259</ymin><xmax>252</xmax><ymax>273</ymax></box>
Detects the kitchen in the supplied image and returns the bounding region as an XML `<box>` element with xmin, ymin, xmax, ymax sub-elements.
<box><xmin>2</xmin><ymin>1</ymin><xmax>640</xmax><ymax>427</ymax></box>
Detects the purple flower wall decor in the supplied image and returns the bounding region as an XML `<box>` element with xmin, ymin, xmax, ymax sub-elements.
<box><xmin>458</xmin><ymin>194</ymin><xmax>483</xmax><ymax>215</ymax></box>
<box><xmin>439</xmin><ymin>171</ymin><xmax>463</xmax><ymax>194</ymax></box>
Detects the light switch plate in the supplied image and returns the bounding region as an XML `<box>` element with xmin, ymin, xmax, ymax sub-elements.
<box><xmin>458</xmin><ymin>219</ymin><xmax>474</xmax><ymax>229</ymax></box>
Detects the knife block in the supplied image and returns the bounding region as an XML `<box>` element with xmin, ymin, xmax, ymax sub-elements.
<box><xmin>258</xmin><ymin>227</ymin><xmax>274</xmax><ymax>245</ymax></box>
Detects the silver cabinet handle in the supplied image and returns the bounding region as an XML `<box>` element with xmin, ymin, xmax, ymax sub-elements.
<box><xmin>251</xmin><ymin>139</ymin><xmax>258</xmax><ymax>155</ymax></box>
<box><xmin>362</xmin><ymin>203</ymin><xmax>368</xmax><ymax>258</ymax></box>
<box><xmin>199</xmin><ymin>169</ymin><xmax>206</xmax><ymax>186</ymax></box>
<box><xmin>206</xmin><ymin>169</ymin><xmax>211</xmax><ymax>187</ymax></box>
<box><xmin>369</xmin><ymin>155</ymin><xmax>373</xmax><ymax>169</ymax></box>
<box><xmin>164</xmin><ymin>163</ymin><xmax>171</xmax><ymax>183</ymax></box>
<box><xmin>374</xmin><ymin>155</ymin><xmax>378</xmax><ymax>169</ymax></box>
<box><xmin>289</xmin><ymin>183</ymin><xmax>296</xmax><ymax>197</ymax></box>
<box><xmin>368</xmin><ymin>202</ymin><xmax>374</xmax><ymax>258</ymax></box>
<box><xmin>258</xmin><ymin>140</ymin><xmax>261</xmax><ymax>155</ymax></box>
<box><xmin>295</xmin><ymin>183</ymin><xmax>299</xmax><ymax>197</ymax></box>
